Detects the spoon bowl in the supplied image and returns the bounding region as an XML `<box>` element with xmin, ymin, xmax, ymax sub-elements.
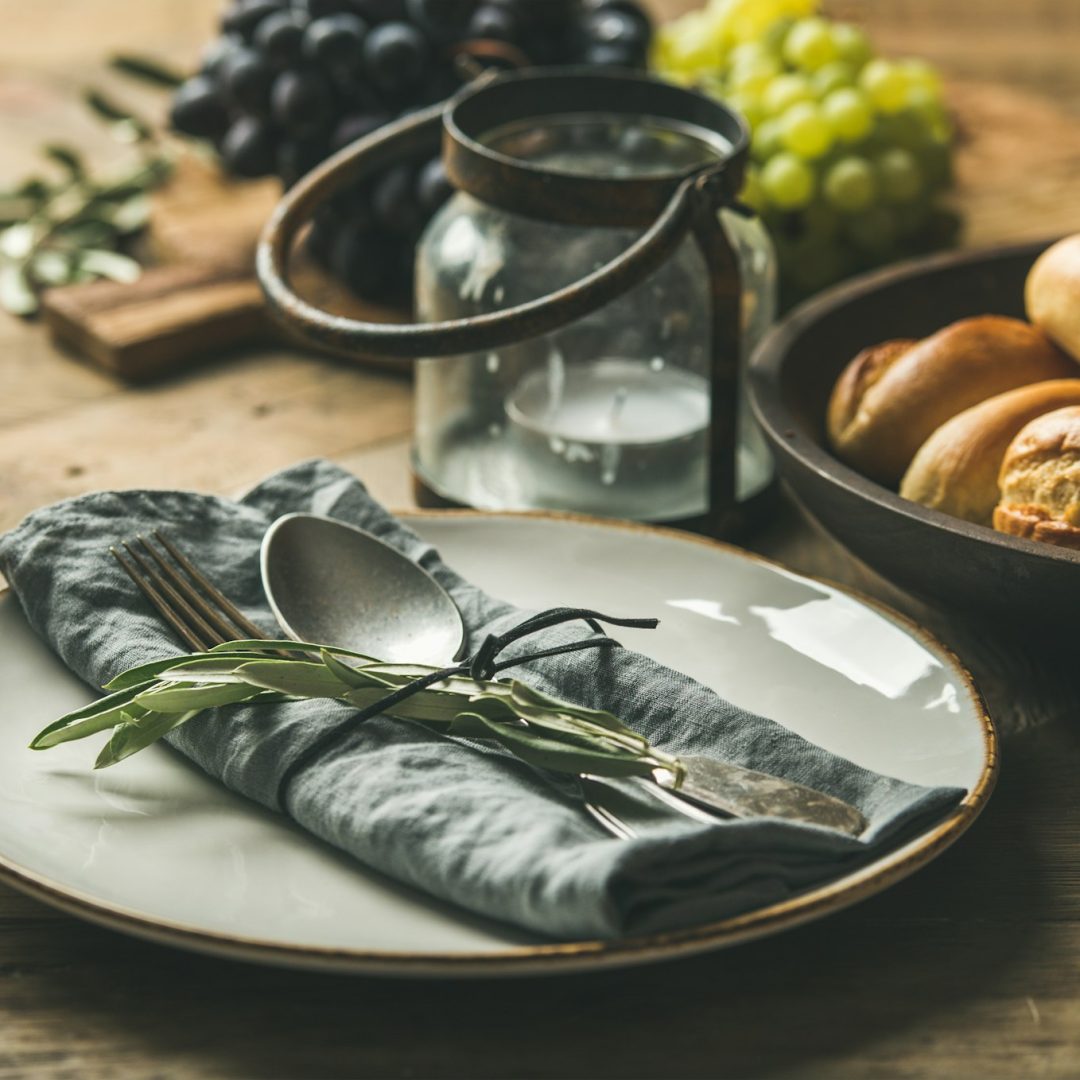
<box><xmin>260</xmin><ymin>513</ymin><xmax>465</xmax><ymax>665</ymax></box>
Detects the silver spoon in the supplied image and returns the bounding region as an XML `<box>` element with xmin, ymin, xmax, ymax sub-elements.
<box><xmin>260</xmin><ymin>513</ymin><xmax>867</xmax><ymax>838</ymax></box>
<box><xmin>262</xmin><ymin>512</ymin><xmax>465</xmax><ymax>666</ymax></box>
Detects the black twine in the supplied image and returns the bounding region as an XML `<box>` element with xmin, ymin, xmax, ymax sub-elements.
<box><xmin>274</xmin><ymin>607</ymin><xmax>658</xmax><ymax>810</ymax></box>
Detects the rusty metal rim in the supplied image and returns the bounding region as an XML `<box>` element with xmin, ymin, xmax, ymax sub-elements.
<box><xmin>443</xmin><ymin>66</ymin><xmax>750</xmax><ymax>227</ymax></box>
<box><xmin>256</xmin><ymin>68</ymin><xmax>749</xmax><ymax>361</ymax></box>
<box><xmin>257</xmin><ymin>108</ymin><xmax>704</xmax><ymax>360</ymax></box>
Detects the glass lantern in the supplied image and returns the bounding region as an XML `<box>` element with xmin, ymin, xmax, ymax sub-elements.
<box><xmin>258</xmin><ymin>68</ymin><xmax>777</xmax><ymax>536</ymax></box>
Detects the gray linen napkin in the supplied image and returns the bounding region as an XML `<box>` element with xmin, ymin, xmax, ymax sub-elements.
<box><xmin>0</xmin><ymin>460</ymin><xmax>963</xmax><ymax>939</ymax></box>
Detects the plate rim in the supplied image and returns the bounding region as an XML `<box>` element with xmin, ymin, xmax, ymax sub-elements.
<box><xmin>0</xmin><ymin>509</ymin><xmax>998</xmax><ymax>977</ymax></box>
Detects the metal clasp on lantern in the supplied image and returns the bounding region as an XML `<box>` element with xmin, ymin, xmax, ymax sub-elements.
<box><xmin>257</xmin><ymin>68</ymin><xmax>750</xmax><ymax>535</ymax></box>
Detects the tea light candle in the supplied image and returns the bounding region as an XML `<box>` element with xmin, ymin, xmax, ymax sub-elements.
<box><xmin>504</xmin><ymin>356</ymin><xmax>710</xmax><ymax>520</ymax></box>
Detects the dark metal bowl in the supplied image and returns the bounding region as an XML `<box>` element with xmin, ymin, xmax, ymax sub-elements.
<box><xmin>748</xmin><ymin>239</ymin><xmax>1080</xmax><ymax>626</ymax></box>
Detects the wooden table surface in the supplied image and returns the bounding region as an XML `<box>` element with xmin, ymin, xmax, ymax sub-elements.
<box><xmin>2</xmin><ymin>3</ymin><xmax>1080</xmax><ymax>1077</ymax></box>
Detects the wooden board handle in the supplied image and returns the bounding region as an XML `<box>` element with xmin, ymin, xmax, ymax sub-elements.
<box><xmin>40</xmin><ymin>257</ymin><xmax>413</xmax><ymax>383</ymax></box>
<box><xmin>40</xmin><ymin>262</ymin><xmax>270</xmax><ymax>382</ymax></box>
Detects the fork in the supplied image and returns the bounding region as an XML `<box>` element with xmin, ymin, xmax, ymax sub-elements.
<box><xmin>109</xmin><ymin>531</ymin><xmax>644</xmax><ymax>840</ymax></box>
<box><xmin>110</xmin><ymin>531</ymin><xmax>269</xmax><ymax>652</ymax></box>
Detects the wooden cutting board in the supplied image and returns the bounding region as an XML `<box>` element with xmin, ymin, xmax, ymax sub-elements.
<box><xmin>39</xmin><ymin>155</ymin><xmax>409</xmax><ymax>382</ymax></box>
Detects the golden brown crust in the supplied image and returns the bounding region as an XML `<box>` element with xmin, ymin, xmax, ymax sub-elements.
<box><xmin>992</xmin><ymin>504</ymin><xmax>1080</xmax><ymax>548</ymax></box>
<box><xmin>826</xmin><ymin>339</ymin><xmax>914</xmax><ymax>449</ymax></box>
<box><xmin>899</xmin><ymin>379</ymin><xmax>1080</xmax><ymax>525</ymax></box>
<box><xmin>993</xmin><ymin>405</ymin><xmax>1080</xmax><ymax>548</ymax></box>
<box><xmin>1026</xmin><ymin>235</ymin><xmax>1080</xmax><ymax>363</ymax></box>
<box><xmin>1002</xmin><ymin>403</ymin><xmax>1080</xmax><ymax>462</ymax></box>
<box><xmin>826</xmin><ymin>315</ymin><xmax>1077</xmax><ymax>487</ymax></box>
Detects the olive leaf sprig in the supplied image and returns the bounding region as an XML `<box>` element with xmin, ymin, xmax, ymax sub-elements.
<box><xmin>0</xmin><ymin>54</ymin><xmax>185</xmax><ymax>316</ymax></box>
<box><xmin>30</xmin><ymin>639</ymin><xmax>686</xmax><ymax>783</ymax></box>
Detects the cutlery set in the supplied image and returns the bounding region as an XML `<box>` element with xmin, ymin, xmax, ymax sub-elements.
<box><xmin>111</xmin><ymin>516</ymin><xmax>866</xmax><ymax>839</ymax></box>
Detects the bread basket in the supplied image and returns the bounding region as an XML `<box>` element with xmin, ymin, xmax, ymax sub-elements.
<box><xmin>748</xmin><ymin>238</ymin><xmax>1080</xmax><ymax>627</ymax></box>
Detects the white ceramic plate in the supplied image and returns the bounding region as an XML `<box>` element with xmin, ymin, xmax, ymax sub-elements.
<box><xmin>0</xmin><ymin>512</ymin><xmax>996</xmax><ymax>977</ymax></box>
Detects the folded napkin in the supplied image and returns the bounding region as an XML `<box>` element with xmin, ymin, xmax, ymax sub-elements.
<box><xmin>0</xmin><ymin>460</ymin><xmax>963</xmax><ymax>939</ymax></box>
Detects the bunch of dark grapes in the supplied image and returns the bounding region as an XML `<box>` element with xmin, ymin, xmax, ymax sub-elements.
<box><xmin>170</xmin><ymin>0</ymin><xmax>653</xmax><ymax>304</ymax></box>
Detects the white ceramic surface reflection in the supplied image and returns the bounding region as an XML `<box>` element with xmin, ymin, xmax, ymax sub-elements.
<box><xmin>0</xmin><ymin>514</ymin><xmax>995</xmax><ymax>976</ymax></box>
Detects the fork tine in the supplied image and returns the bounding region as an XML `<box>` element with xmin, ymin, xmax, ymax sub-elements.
<box><xmin>134</xmin><ymin>534</ymin><xmax>244</xmax><ymax>645</ymax></box>
<box><xmin>111</xmin><ymin>547</ymin><xmax>207</xmax><ymax>652</ymax></box>
<box><xmin>114</xmin><ymin>531</ymin><xmax>283</xmax><ymax>657</ymax></box>
<box><xmin>153</xmin><ymin>530</ymin><xmax>267</xmax><ymax>642</ymax></box>
<box><xmin>122</xmin><ymin>540</ymin><xmax>228</xmax><ymax>647</ymax></box>
<box><xmin>582</xmin><ymin>799</ymin><xmax>637</xmax><ymax>841</ymax></box>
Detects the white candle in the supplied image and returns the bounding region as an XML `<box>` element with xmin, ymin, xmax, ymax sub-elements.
<box><xmin>509</xmin><ymin>357</ymin><xmax>709</xmax><ymax>444</ymax></box>
<box><xmin>504</xmin><ymin>356</ymin><xmax>711</xmax><ymax>520</ymax></box>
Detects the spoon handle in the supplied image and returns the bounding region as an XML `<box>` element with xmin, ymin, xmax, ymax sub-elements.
<box><xmin>582</xmin><ymin>759</ymin><xmax>866</xmax><ymax>839</ymax></box>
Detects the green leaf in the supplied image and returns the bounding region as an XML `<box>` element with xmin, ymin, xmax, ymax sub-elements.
<box><xmin>341</xmin><ymin>686</ymin><xmax>462</xmax><ymax>724</ymax></box>
<box><xmin>0</xmin><ymin>263</ymin><xmax>38</xmax><ymax>316</ymax></box>
<box><xmin>360</xmin><ymin>663</ymin><xmax>501</xmax><ymax>698</ymax></box>
<box><xmin>90</xmin><ymin>183</ymin><xmax>149</xmax><ymax>206</ymax></box>
<box><xmin>11</xmin><ymin>177</ymin><xmax>51</xmax><ymax>202</ymax></box>
<box><xmin>139</xmin><ymin>157</ymin><xmax>174</xmax><ymax>185</ymax></box>
<box><xmin>320</xmin><ymin>649</ymin><xmax>379</xmax><ymax>689</ymax></box>
<box><xmin>210</xmin><ymin>639</ymin><xmax>378</xmax><ymax>662</ymax></box>
<box><xmin>78</xmin><ymin>248</ymin><xmax>141</xmax><ymax>283</ymax></box>
<box><xmin>30</xmin><ymin>250</ymin><xmax>77</xmax><ymax>287</ymax></box>
<box><xmin>43</xmin><ymin>143</ymin><xmax>85</xmax><ymax>179</ymax></box>
<box><xmin>469</xmin><ymin>687</ymin><xmax>646</xmax><ymax>762</ymax></box>
<box><xmin>30</xmin><ymin>682</ymin><xmax>155</xmax><ymax>749</ymax></box>
<box><xmin>1</xmin><ymin>222</ymin><xmax>35</xmax><ymax>259</ymax></box>
<box><xmin>108</xmin><ymin>194</ymin><xmax>150</xmax><ymax>234</ymax></box>
<box><xmin>109</xmin><ymin>53</ymin><xmax>187</xmax><ymax>89</ymax></box>
<box><xmin>95</xmin><ymin>158</ymin><xmax>174</xmax><ymax>202</ymax></box>
<box><xmin>133</xmin><ymin>681</ymin><xmax>261</xmax><ymax>713</ymax></box>
<box><xmin>155</xmin><ymin>663</ymin><xmax>265</xmax><ymax>685</ymax></box>
<box><xmin>83</xmin><ymin>89</ymin><xmax>152</xmax><ymax>142</ymax></box>
<box><xmin>233</xmin><ymin>660</ymin><xmax>353</xmax><ymax>698</ymax></box>
<box><xmin>509</xmin><ymin>681</ymin><xmax>641</xmax><ymax>739</ymax></box>
<box><xmin>54</xmin><ymin>219</ymin><xmax>120</xmax><ymax>248</ymax></box>
<box><xmin>36</xmin><ymin>702</ymin><xmax>151</xmax><ymax>748</ymax></box>
<box><xmin>40</xmin><ymin>638</ymin><xmax>668</xmax><ymax>785</ymax></box>
<box><xmin>361</xmin><ymin>662</ymin><xmax>445</xmax><ymax>679</ymax></box>
<box><xmin>484</xmin><ymin>699</ymin><xmax>628</xmax><ymax>754</ymax></box>
<box><xmin>105</xmin><ymin>650</ymin><xmax>275</xmax><ymax>690</ymax></box>
<box><xmin>95</xmin><ymin>708</ymin><xmax>201</xmax><ymax>768</ymax></box>
<box><xmin>448</xmin><ymin>712</ymin><xmax>656</xmax><ymax>779</ymax></box>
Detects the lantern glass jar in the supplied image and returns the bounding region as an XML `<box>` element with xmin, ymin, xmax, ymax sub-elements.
<box><xmin>414</xmin><ymin>113</ymin><xmax>776</xmax><ymax>524</ymax></box>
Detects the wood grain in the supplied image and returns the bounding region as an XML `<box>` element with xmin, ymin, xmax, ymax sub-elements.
<box><xmin>2</xmin><ymin>1</ymin><xmax>1080</xmax><ymax>1077</ymax></box>
<box><xmin>40</xmin><ymin>261</ymin><xmax>268</xmax><ymax>381</ymax></box>
<box><xmin>0</xmin><ymin>351</ymin><xmax>412</xmax><ymax>536</ymax></box>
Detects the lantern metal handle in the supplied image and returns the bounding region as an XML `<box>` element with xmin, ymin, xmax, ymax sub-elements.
<box><xmin>256</xmin><ymin>98</ymin><xmax>723</xmax><ymax>361</ymax></box>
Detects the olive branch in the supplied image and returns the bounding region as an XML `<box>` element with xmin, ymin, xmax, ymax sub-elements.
<box><xmin>30</xmin><ymin>639</ymin><xmax>685</xmax><ymax>783</ymax></box>
<box><xmin>0</xmin><ymin>54</ymin><xmax>185</xmax><ymax>315</ymax></box>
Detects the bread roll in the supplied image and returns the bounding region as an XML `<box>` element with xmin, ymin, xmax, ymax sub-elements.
<box><xmin>899</xmin><ymin>379</ymin><xmax>1080</xmax><ymax>525</ymax></box>
<box><xmin>826</xmin><ymin>315</ymin><xmax>1076</xmax><ymax>486</ymax></box>
<box><xmin>1026</xmin><ymin>235</ymin><xmax>1080</xmax><ymax>362</ymax></box>
<box><xmin>993</xmin><ymin>406</ymin><xmax>1080</xmax><ymax>549</ymax></box>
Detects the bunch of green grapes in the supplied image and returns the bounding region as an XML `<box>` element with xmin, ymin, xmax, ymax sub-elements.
<box><xmin>653</xmin><ymin>0</ymin><xmax>957</xmax><ymax>305</ymax></box>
